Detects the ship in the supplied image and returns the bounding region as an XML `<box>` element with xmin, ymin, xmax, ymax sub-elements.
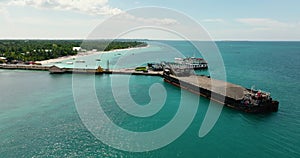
<box><xmin>75</xmin><ymin>60</ymin><xmax>86</xmax><ymax>63</ymax></box>
<box><xmin>163</xmin><ymin>67</ymin><xmax>279</xmax><ymax>113</ymax></box>
<box><xmin>148</xmin><ymin>57</ymin><xmax>208</xmax><ymax>71</ymax></box>
<box><xmin>173</xmin><ymin>57</ymin><xmax>208</xmax><ymax>70</ymax></box>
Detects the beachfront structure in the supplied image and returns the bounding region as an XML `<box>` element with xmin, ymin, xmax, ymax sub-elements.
<box><xmin>0</xmin><ymin>57</ymin><xmax>6</xmax><ymax>63</ymax></box>
<box><xmin>72</xmin><ymin>47</ymin><xmax>82</xmax><ymax>52</ymax></box>
<box><xmin>49</xmin><ymin>65</ymin><xmax>104</xmax><ymax>74</ymax></box>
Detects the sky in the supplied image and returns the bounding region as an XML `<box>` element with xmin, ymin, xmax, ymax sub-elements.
<box><xmin>0</xmin><ymin>0</ymin><xmax>300</xmax><ymax>40</ymax></box>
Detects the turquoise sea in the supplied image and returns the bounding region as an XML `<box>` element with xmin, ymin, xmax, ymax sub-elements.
<box><xmin>0</xmin><ymin>41</ymin><xmax>299</xmax><ymax>157</ymax></box>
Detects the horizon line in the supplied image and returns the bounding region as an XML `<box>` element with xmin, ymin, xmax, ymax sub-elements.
<box><xmin>0</xmin><ymin>38</ymin><xmax>299</xmax><ymax>42</ymax></box>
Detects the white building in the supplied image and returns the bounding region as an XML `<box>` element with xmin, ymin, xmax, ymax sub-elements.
<box><xmin>72</xmin><ymin>47</ymin><xmax>82</xmax><ymax>51</ymax></box>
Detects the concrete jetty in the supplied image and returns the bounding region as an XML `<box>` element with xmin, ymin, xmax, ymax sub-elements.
<box><xmin>0</xmin><ymin>63</ymin><xmax>279</xmax><ymax>113</ymax></box>
<box><xmin>0</xmin><ymin>64</ymin><xmax>49</xmax><ymax>71</ymax></box>
<box><xmin>48</xmin><ymin>65</ymin><xmax>163</xmax><ymax>76</ymax></box>
<box><xmin>0</xmin><ymin>64</ymin><xmax>163</xmax><ymax>76</ymax></box>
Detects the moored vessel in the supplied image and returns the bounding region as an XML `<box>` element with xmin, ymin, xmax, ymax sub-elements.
<box><xmin>163</xmin><ymin>68</ymin><xmax>279</xmax><ymax>113</ymax></box>
<box><xmin>75</xmin><ymin>60</ymin><xmax>86</xmax><ymax>63</ymax></box>
<box><xmin>148</xmin><ymin>57</ymin><xmax>208</xmax><ymax>71</ymax></box>
<box><xmin>173</xmin><ymin>57</ymin><xmax>208</xmax><ymax>70</ymax></box>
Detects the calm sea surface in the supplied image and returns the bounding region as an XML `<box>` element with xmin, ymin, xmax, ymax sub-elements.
<box><xmin>0</xmin><ymin>41</ymin><xmax>299</xmax><ymax>157</ymax></box>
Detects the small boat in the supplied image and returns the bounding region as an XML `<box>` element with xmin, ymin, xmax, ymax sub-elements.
<box><xmin>66</xmin><ymin>62</ymin><xmax>73</xmax><ymax>64</ymax></box>
<box><xmin>75</xmin><ymin>60</ymin><xmax>85</xmax><ymax>63</ymax></box>
<box><xmin>96</xmin><ymin>59</ymin><xmax>101</xmax><ymax>61</ymax></box>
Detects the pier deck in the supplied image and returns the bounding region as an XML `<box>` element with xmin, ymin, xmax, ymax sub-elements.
<box><xmin>0</xmin><ymin>64</ymin><xmax>163</xmax><ymax>76</ymax></box>
<box><xmin>110</xmin><ymin>69</ymin><xmax>163</xmax><ymax>76</ymax></box>
<box><xmin>0</xmin><ymin>64</ymin><xmax>49</xmax><ymax>71</ymax></box>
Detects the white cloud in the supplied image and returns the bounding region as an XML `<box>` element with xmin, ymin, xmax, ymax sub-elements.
<box><xmin>117</xmin><ymin>13</ymin><xmax>179</xmax><ymax>26</ymax></box>
<box><xmin>219</xmin><ymin>18</ymin><xmax>300</xmax><ymax>40</ymax></box>
<box><xmin>6</xmin><ymin>0</ymin><xmax>122</xmax><ymax>15</ymax></box>
<box><xmin>0</xmin><ymin>1</ymin><xmax>181</xmax><ymax>39</ymax></box>
<box><xmin>136</xmin><ymin>17</ymin><xmax>179</xmax><ymax>26</ymax></box>
<box><xmin>0</xmin><ymin>5</ymin><xmax>6</xmax><ymax>14</ymax></box>
<box><xmin>201</xmin><ymin>18</ymin><xmax>300</xmax><ymax>40</ymax></box>
<box><xmin>236</xmin><ymin>18</ymin><xmax>294</xmax><ymax>29</ymax></box>
<box><xmin>134</xmin><ymin>1</ymin><xmax>141</xmax><ymax>5</ymax></box>
<box><xmin>0</xmin><ymin>5</ymin><xmax>10</xmax><ymax>20</ymax></box>
<box><xmin>202</xmin><ymin>18</ymin><xmax>224</xmax><ymax>23</ymax></box>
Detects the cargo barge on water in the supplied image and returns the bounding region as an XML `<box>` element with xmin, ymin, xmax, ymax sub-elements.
<box><xmin>163</xmin><ymin>68</ymin><xmax>279</xmax><ymax>113</ymax></box>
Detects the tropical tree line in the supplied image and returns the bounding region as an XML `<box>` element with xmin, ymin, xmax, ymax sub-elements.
<box><xmin>0</xmin><ymin>40</ymin><xmax>147</xmax><ymax>63</ymax></box>
<box><xmin>80</xmin><ymin>40</ymin><xmax>147</xmax><ymax>51</ymax></box>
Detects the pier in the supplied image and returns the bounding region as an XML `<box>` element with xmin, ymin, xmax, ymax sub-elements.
<box><xmin>0</xmin><ymin>64</ymin><xmax>163</xmax><ymax>76</ymax></box>
<box><xmin>0</xmin><ymin>64</ymin><xmax>50</xmax><ymax>71</ymax></box>
<box><xmin>47</xmin><ymin>65</ymin><xmax>163</xmax><ymax>76</ymax></box>
<box><xmin>0</xmin><ymin>64</ymin><xmax>279</xmax><ymax>113</ymax></box>
<box><xmin>110</xmin><ymin>69</ymin><xmax>163</xmax><ymax>76</ymax></box>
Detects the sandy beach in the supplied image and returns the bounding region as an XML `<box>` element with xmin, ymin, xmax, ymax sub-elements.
<box><xmin>39</xmin><ymin>45</ymin><xmax>149</xmax><ymax>65</ymax></box>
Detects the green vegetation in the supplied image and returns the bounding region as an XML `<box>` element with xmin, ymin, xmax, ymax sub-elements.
<box><xmin>0</xmin><ymin>40</ymin><xmax>81</xmax><ymax>62</ymax></box>
<box><xmin>81</xmin><ymin>40</ymin><xmax>147</xmax><ymax>51</ymax></box>
<box><xmin>0</xmin><ymin>40</ymin><xmax>147</xmax><ymax>63</ymax></box>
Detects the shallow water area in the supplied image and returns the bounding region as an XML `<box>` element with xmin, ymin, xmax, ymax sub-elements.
<box><xmin>0</xmin><ymin>41</ymin><xmax>299</xmax><ymax>157</ymax></box>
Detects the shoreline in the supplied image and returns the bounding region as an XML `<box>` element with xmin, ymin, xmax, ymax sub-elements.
<box><xmin>39</xmin><ymin>45</ymin><xmax>150</xmax><ymax>65</ymax></box>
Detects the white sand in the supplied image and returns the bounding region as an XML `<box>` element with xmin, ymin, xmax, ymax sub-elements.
<box><xmin>38</xmin><ymin>52</ymin><xmax>100</xmax><ymax>65</ymax></box>
<box><xmin>39</xmin><ymin>45</ymin><xmax>149</xmax><ymax>65</ymax></box>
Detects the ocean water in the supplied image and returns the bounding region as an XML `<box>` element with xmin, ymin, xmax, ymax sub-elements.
<box><xmin>0</xmin><ymin>41</ymin><xmax>299</xmax><ymax>157</ymax></box>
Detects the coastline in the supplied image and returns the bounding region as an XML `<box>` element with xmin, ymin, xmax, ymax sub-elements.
<box><xmin>39</xmin><ymin>45</ymin><xmax>150</xmax><ymax>65</ymax></box>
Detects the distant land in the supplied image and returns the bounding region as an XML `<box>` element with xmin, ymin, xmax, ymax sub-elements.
<box><xmin>0</xmin><ymin>40</ymin><xmax>147</xmax><ymax>64</ymax></box>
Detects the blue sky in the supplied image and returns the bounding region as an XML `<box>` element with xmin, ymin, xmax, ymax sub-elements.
<box><xmin>0</xmin><ymin>0</ymin><xmax>299</xmax><ymax>40</ymax></box>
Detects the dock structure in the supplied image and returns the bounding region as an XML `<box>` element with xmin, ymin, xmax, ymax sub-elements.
<box><xmin>111</xmin><ymin>68</ymin><xmax>163</xmax><ymax>76</ymax></box>
<box><xmin>48</xmin><ymin>65</ymin><xmax>163</xmax><ymax>76</ymax></box>
<box><xmin>0</xmin><ymin>64</ymin><xmax>163</xmax><ymax>76</ymax></box>
<box><xmin>0</xmin><ymin>64</ymin><xmax>50</xmax><ymax>71</ymax></box>
<box><xmin>0</xmin><ymin>63</ymin><xmax>279</xmax><ymax>113</ymax></box>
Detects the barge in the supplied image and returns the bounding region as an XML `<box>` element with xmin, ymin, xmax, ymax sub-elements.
<box><xmin>163</xmin><ymin>68</ymin><xmax>279</xmax><ymax>113</ymax></box>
